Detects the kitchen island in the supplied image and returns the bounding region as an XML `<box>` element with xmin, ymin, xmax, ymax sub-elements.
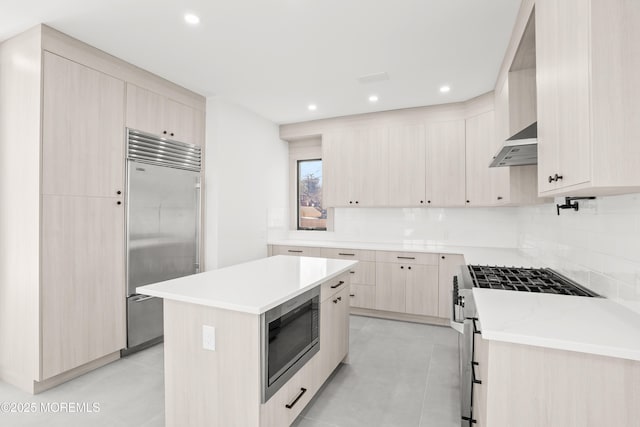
<box><xmin>137</xmin><ymin>255</ymin><xmax>357</xmax><ymax>427</ymax></box>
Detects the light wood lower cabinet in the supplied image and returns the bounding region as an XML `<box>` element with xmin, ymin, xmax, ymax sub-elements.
<box><xmin>375</xmin><ymin>262</ymin><xmax>406</xmax><ymax>313</ymax></box>
<box><xmin>260</xmin><ymin>355</ymin><xmax>320</xmax><ymax>426</ymax></box>
<box><xmin>438</xmin><ymin>254</ymin><xmax>465</xmax><ymax>320</ymax></box>
<box><xmin>472</xmin><ymin>334</ymin><xmax>640</xmax><ymax>427</ymax></box>
<box><xmin>271</xmin><ymin>245</ymin><xmax>458</xmax><ymax>321</ymax></box>
<box><xmin>376</xmin><ymin>263</ymin><xmax>438</xmax><ymax>316</ymax></box>
<box><xmin>405</xmin><ymin>265</ymin><xmax>438</xmax><ymax>317</ymax></box>
<box><xmin>349</xmin><ymin>284</ymin><xmax>375</xmax><ymax>309</ymax></box>
<box><xmin>271</xmin><ymin>245</ymin><xmax>322</xmax><ymax>257</ymax></box>
<box><xmin>319</xmin><ymin>286</ymin><xmax>350</xmax><ymax>380</ymax></box>
<box><xmin>41</xmin><ymin>195</ymin><xmax>125</xmax><ymax>379</ymax></box>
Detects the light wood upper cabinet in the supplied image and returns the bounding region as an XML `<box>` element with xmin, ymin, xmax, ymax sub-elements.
<box><xmin>388</xmin><ymin>124</ymin><xmax>426</xmax><ymax>207</ymax></box>
<box><xmin>41</xmin><ymin>195</ymin><xmax>125</xmax><ymax>380</ymax></box>
<box><xmin>536</xmin><ymin>0</ymin><xmax>640</xmax><ymax>196</ymax></box>
<box><xmin>353</xmin><ymin>126</ymin><xmax>389</xmax><ymax>207</ymax></box>
<box><xmin>465</xmin><ymin>111</ymin><xmax>505</xmax><ymax>206</ymax></box>
<box><xmin>322</xmin><ymin>131</ymin><xmax>354</xmax><ymax>207</ymax></box>
<box><xmin>426</xmin><ymin>120</ymin><xmax>466</xmax><ymax>207</ymax></box>
<box><xmin>536</xmin><ymin>0</ymin><xmax>590</xmax><ymax>193</ymax></box>
<box><xmin>42</xmin><ymin>52</ymin><xmax>125</xmax><ymax>198</ymax></box>
<box><xmin>126</xmin><ymin>83</ymin><xmax>204</xmax><ymax>146</ymax></box>
<box><xmin>322</xmin><ymin>127</ymin><xmax>389</xmax><ymax>207</ymax></box>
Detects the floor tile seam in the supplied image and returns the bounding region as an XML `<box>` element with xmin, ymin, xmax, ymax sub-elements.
<box><xmin>416</xmin><ymin>344</ymin><xmax>436</xmax><ymax>426</ymax></box>
<box><xmin>300</xmin><ymin>414</ymin><xmax>341</xmax><ymax>427</ymax></box>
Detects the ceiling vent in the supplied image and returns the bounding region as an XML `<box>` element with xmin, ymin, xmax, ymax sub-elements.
<box><xmin>357</xmin><ymin>72</ymin><xmax>389</xmax><ymax>84</ymax></box>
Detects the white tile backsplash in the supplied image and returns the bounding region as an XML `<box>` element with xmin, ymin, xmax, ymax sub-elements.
<box><xmin>518</xmin><ymin>193</ymin><xmax>640</xmax><ymax>313</ymax></box>
<box><xmin>283</xmin><ymin>207</ymin><xmax>521</xmax><ymax>248</ymax></box>
<box><xmin>269</xmin><ymin>192</ymin><xmax>640</xmax><ymax>314</ymax></box>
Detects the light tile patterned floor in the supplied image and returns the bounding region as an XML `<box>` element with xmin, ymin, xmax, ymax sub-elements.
<box><xmin>0</xmin><ymin>315</ymin><xmax>459</xmax><ymax>427</ymax></box>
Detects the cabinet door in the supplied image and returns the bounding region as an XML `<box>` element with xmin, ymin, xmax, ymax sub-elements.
<box><xmin>41</xmin><ymin>195</ymin><xmax>125</xmax><ymax>379</ymax></box>
<box><xmin>472</xmin><ymin>332</ymin><xmax>489</xmax><ymax>427</ymax></box>
<box><xmin>319</xmin><ymin>287</ymin><xmax>349</xmax><ymax>379</ymax></box>
<box><xmin>388</xmin><ymin>124</ymin><xmax>426</xmax><ymax>206</ymax></box>
<box><xmin>405</xmin><ymin>265</ymin><xmax>439</xmax><ymax>317</ymax></box>
<box><xmin>350</xmin><ymin>261</ymin><xmax>376</xmax><ymax>285</ymax></box>
<box><xmin>165</xmin><ymin>99</ymin><xmax>204</xmax><ymax>146</ymax></box>
<box><xmin>352</xmin><ymin>127</ymin><xmax>389</xmax><ymax>207</ymax></box>
<box><xmin>125</xmin><ymin>83</ymin><xmax>167</xmax><ymax>137</ymax></box>
<box><xmin>375</xmin><ymin>263</ymin><xmax>406</xmax><ymax>312</ymax></box>
<box><xmin>42</xmin><ymin>52</ymin><xmax>125</xmax><ymax>198</ymax></box>
<box><xmin>465</xmin><ymin>111</ymin><xmax>508</xmax><ymax>206</ymax></box>
<box><xmin>334</xmin><ymin>286</ymin><xmax>350</xmax><ymax>365</ymax></box>
<box><xmin>438</xmin><ymin>254</ymin><xmax>465</xmax><ymax>319</ymax></box>
<box><xmin>322</xmin><ymin>132</ymin><xmax>351</xmax><ymax>207</ymax></box>
<box><xmin>349</xmin><ymin>284</ymin><xmax>376</xmax><ymax>309</ymax></box>
<box><xmin>536</xmin><ymin>0</ymin><xmax>591</xmax><ymax>192</ymax></box>
<box><xmin>426</xmin><ymin>120</ymin><xmax>466</xmax><ymax>207</ymax></box>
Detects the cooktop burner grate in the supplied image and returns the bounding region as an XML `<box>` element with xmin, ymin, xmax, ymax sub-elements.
<box><xmin>468</xmin><ymin>265</ymin><xmax>599</xmax><ymax>297</ymax></box>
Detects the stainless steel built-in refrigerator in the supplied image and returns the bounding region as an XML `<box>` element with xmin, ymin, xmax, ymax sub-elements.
<box><xmin>124</xmin><ymin>129</ymin><xmax>202</xmax><ymax>352</ymax></box>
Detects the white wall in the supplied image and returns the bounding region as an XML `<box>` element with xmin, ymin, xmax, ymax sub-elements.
<box><xmin>205</xmin><ymin>97</ymin><xmax>288</xmax><ymax>269</ymax></box>
<box><xmin>279</xmin><ymin>207</ymin><xmax>520</xmax><ymax>248</ymax></box>
<box><xmin>518</xmin><ymin>193</ymin><xmax>640</xmax><ymax>313</ymax></box>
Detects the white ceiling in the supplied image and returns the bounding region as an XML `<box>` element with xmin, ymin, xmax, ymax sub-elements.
<box><xmin>1</xmin><ymin>0</ymin><xmax>520</xmax><ymax>124</ymax></box>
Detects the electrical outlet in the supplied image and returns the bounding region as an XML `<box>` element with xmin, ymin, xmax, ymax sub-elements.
<box><xmin>202</xmin><ymin>325</ymin><xmax>216</xmax><ymax>351</ymax></box>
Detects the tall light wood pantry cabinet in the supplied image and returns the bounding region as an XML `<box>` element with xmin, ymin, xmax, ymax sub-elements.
<box><xmin>0</xmin><ymin>25</ymin><xmax>206</xmax><ymax>393</ymax></box>
<box><xmin>41</xmin><ymin>52</ymin><xmax>126</xmax><ymax>380</ymax></box>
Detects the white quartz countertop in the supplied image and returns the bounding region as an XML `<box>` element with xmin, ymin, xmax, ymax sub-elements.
<box><xmin>473</xmin><ymin>288</ymin><xmax>640</xmax><ymax>361</ymax></box>
<box><xmin>137</xmin><ymin>255</ymin><xmax>357</xmax><ymax>315</ymax></box>
<box><xmin>268</xmin><ymin>239</ymin><xmax>540</xmax><ymax>267</ymax></box>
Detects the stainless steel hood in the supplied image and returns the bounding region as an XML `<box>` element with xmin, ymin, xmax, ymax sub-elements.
<box><xmin>489</xmin><ymin>122</ymin><xmax>537</xmax><ymax>167</ymax></box>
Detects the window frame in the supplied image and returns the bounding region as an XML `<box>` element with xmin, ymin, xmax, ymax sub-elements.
<box><xmin>296</xmin><ymin>158</ymin><xmax>326</xmax><ymax>231</ymax></box>
<box><xmin>288</xmin><ymin>137</ymin><xmax>332</xmax><ymax>232</ymax></box>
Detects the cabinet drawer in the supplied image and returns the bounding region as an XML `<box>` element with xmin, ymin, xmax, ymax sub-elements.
<box><xmin>319</xmin><ymin>247</ymin><xmax>376</xmax><ymax>262</ymax></box>
<box><xmin>320</xmin><ymin>272</ymin><xmax>350</xmax><ymax>302</ymax></box>
<box><xmin>375</xmin><ymin>251</ymin><xmax>438</xmax><ymax>265</ymax></box>
<box><xmin>260</xmin><ymin>354</ymin><xmax>320</xmax><ymax>426</ymax></box>
<box><xmin>271</xmin><ymin>245</ymin><xmax>321</xmax><ymax>257</ymax></box>
<box><xmin>349</xmin><ymin>284</ymin><xmax>376</xmax><ymax>309</ymax></box>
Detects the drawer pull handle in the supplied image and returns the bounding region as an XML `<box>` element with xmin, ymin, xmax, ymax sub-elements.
<box><xmin>472</xmin><ymin>318</ymin><xmax>481</xmax><ymax>335</ymax></box>
<box><xmin>397</xmin><ymin>256</ymin><xmax>415</xmax><ymax>260</ymax></box>
<box><xmin>330</xmin><ymin>280</ymin><xmax>345</xmax><ymax>289</ymax></box>
<box><xmin>349</xmin><ymin>271</ymin><xmax>355</xmax><ymax>274</ymax></box>
<box><xmin>338</xmin><ymin>253</ymin><xmax>355</xmax><ymax>256</ymax></box>
<box><xmin>288</xmin><ymin>250</ymin><xmax>303</xmax><ymax>253</ymax></box>
<box><xmin>471</xmin><ymin>362</ymin><xmax>482</xmax><ymax>385</ymax></box>
<box><xmin>349</xmin><ymin>294</ymin><xmax>355</xmax><ymax>297</ymax></box>
<box><xmin>285</xmin><ymin>387</ymin><xmax>307</xmax><ymax>409</ymax></box>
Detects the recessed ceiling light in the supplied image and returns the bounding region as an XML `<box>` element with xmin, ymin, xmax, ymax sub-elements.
<box><xmin>184</xmin><ymin>13</ymin><xmax>200</xmax><ymax>25</ymax></box>
<box><xmin>308</xmin><ymin>104</ymin><xmax>317</xmax><ymax>111</ymax></box>
<box><xmin>440</xmin><ymin>85</ymin><xmax>451</xmax><ymax>93</ymax></box>
<box><xmin>369</xmin><ymin>95</ymin><xmax>379</xmax><ymax>103</ymax></box>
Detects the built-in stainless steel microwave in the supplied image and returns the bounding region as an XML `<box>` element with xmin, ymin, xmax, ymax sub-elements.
<box><xmin>261</xmin><ymin>286</ymin><xmax>320</xmax><ymax>402</ymax></box>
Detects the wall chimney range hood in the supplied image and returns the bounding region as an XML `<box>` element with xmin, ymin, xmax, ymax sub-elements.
<box><xmin>489</xmin><ymin>122</ymin><xmax>537</xmax><ymax>168</ymax></box>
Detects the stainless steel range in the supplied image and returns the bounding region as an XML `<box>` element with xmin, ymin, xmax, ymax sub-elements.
<box><xmin>451</xmin><ymin>265</ymin><xmax>599</xmax><ymax>426</ymax></box>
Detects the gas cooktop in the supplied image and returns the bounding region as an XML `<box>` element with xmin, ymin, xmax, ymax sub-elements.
<box><xmin>467</xmin><ymin>265</ymin><xmax>599</xmax><ymax>297</ymax></box>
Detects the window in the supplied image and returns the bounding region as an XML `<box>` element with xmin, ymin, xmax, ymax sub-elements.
<box><xmin>297</xmin><ymin>159</ymin><xmax>326</xmax><ymax>230</ymax></box>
